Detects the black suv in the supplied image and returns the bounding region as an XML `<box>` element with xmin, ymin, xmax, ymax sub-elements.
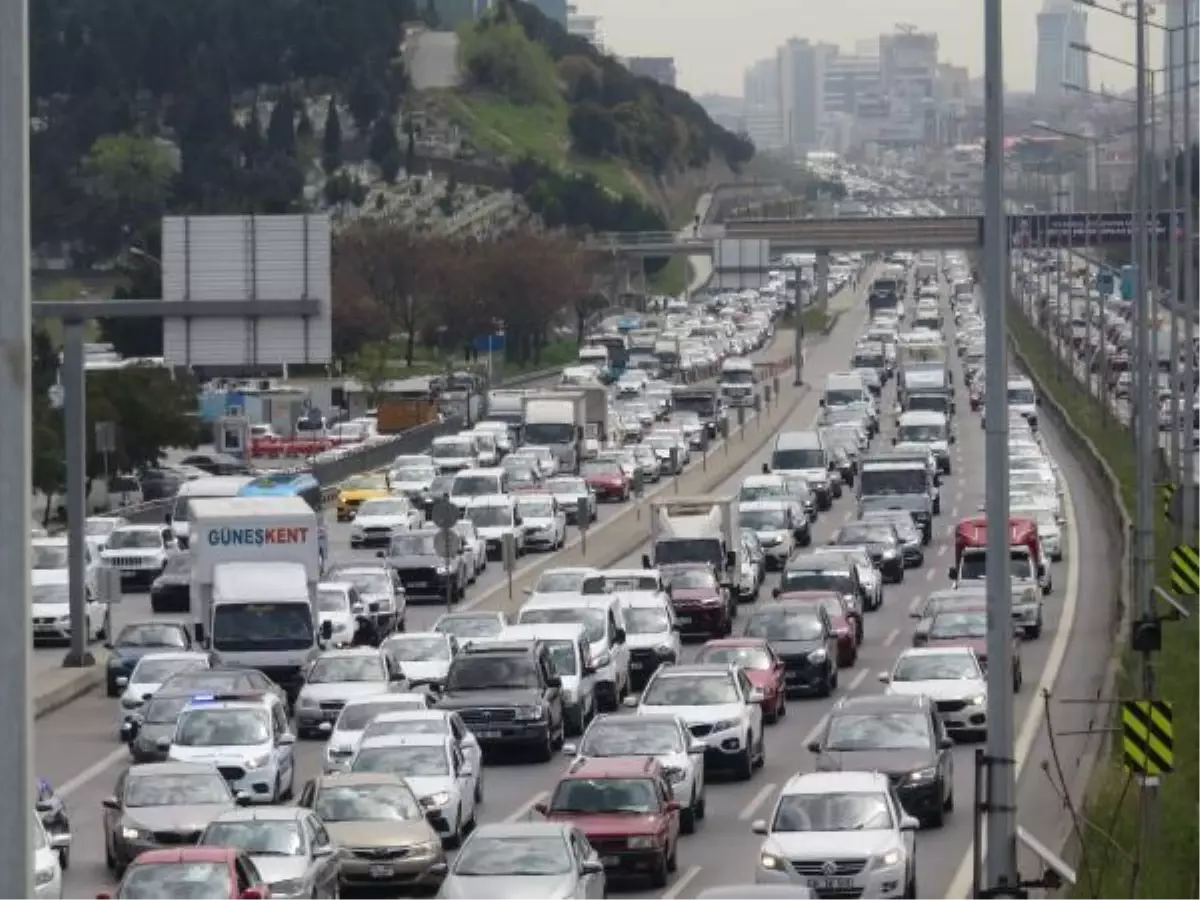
<box><xmin>806</xmin><ymin>694</ymin><xmax>955</xmax><ymax>827</ymax></box>
<box><xmin>435</xmin><ymin>640</ymin><xmax>566</xmax><ymax>762</ymax></box>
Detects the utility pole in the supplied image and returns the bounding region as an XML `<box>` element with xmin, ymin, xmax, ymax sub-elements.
<box><xmin>982</xmin><ymin>0</ymin><xmax>1019</xmax><ymax>892</ymax></box>
<box><xmin>1167</xmin><ymin>37</ymin><xmax>1182</xmax><ymax>506</ymax></box>
<box><xmin>1132</xmin><ymin>2</ymin><xmax>1159</xmax><ymax>893</ymax></box>
<box><xmin>0</xmin><ymin>0</ymin><xmax>35</xmax><ymax>893</ymax></box>
<box><xmin>1183</xmin><ymin>0</ymin><xmax>1197</xmax><ymax>503</ymax></box>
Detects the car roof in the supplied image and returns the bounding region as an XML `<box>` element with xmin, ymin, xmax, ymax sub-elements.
<box><xmin>127</xmin><ymin>761</ymin><xmax>226</xmax><ymax>778</ymax></box>
<box><xmin>470</xmin><ymin>821</ymin><xmax>574</xmax><ymax>839</ymax></box>
<box><xmin>130</xmin><ymin>846</ymin><xmax>238</xmax><ymax>865</ymax></box>
<box><xmin>739</xmin><ymin>500</ymin><xmax>791</xmax><ymax>512</ymax></box>
<box><xmin>210</xmin><ymin>805</ymin><xmax>308</xmax><ymax>822</ymax></box>
<box><xmin>651</xmin><ymin>663</ymin><xmax>734</xmax><ymax>679</ymax></box>
<box><xmin>358</xmin><ymin>733</ymin><xmax>449</xmax><ymax>750</ymax></box>
<box><xmin>780</xmin><ymin>770</ymin><xmax>890</xmax><ymax>795</ymax></box>
<box><xmin>700</xmin><ymin>637</ymin><xmax>771</xmax><ymax>650</ymax></box>
<box><xmin>501</xmin><ymin>623</ymin><xmax>586</xmax><ymax>642</ymax></box>
<box><xmin>834</xmin><ymin>693</ymin><xmax>933</xmax><ymax>713</ymax></box>
<box><xmin>561</xmin><ymin>756</ymin><xmax>662</xmax><ymax>779</ymax></box>
<box><xmin>897</xmin><ymin>645</ymin><xmax>977</xmax><ymax>659</ymax></box>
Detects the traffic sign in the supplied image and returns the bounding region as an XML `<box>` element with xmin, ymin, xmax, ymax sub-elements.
<box><xmin>431</xmin><ymin>497</ymin><xmax>458</xmax><ymax>530</ymax></box>
<box><xmin>576</xmin><ymin>498</ymin><xmax>593</xmax><ymax>531</ymax></box>
<box><xmin>1170</xmin><ymin>544</ymin><xmax>1199</xmax><ymax>597</ymax></box>
<box><xmin>1005</xmin><ymin>210</ymin><xmax>1182</xmax><ymax>247</ymax></box>
<box><xmin>1122</xmin><ymin>700</ymin><xmax>1174</xmax><ymax>777</ymax></box>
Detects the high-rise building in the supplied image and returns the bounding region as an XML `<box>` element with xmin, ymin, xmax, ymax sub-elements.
<box><xmin>526</xmin><ymin>0</ymin><xmax>568</xmax><ymax>27</ymax></box>
<box><xmin>878</xmin><ymin>30</ymin><xmax>939</xmax><ymax>143</ymax></box>
<box><xmin>743</xmin><ymin>57</ymin><xmax>779</xmax><ymax>108</ymax></box>
<box><xmin>1164</xmin><ymin>0</ymin><xmax>1199</xmax><ymax>103</ymax></box>
<box><xmin>777</xmin><ymin>39</ymin><xmax>834</xmax><ymax>151</ymax></box>
<box><xmin>1034</xmin><ymin>0</ymin><xmax>1089</xmax><ymax>102</ymax></box>
<box><xmin>626</xmin><ymin>57</ymin><xmax>677</xmax><ymax>87</ymax></box>
<box><xmin>566</xmin><ymin>4</ymin><xmax>603</xmax><ymax>48</ymax></box>
<box><xmin>822</xmin><ymin>52</ymin><xmax>882</xmax><ymax>116</ymax></box>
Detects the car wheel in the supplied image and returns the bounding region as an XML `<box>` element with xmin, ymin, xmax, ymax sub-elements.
<box><xmin>735</xmin><ymin>740</ymin><xmax>754</xmax><ymax>781</ymax></box>
<box><xmin>681</xmin><ymin>790</ymin><xmax>698</xmax><ymax>834</ymax></box>
<box><xmin>446</xmin><ymin>805</ymin><xmax>464</xmax><ymax>849</ymax></box>
<box><xmin>650</xmin><ymin>849</ymin><xmax>669</xmax><ymax>888</ymax></box>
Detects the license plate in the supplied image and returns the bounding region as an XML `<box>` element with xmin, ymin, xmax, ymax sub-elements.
<box><xmin>122</xmin><ymin>568</ymin><xmax>142</xmax><ymax>575</ymax></box>
<box><xmin>476</xmin><ymin>730</ymin><xmax>503</xmax><ymax>739</ymax></box>
<box><xmin>368</xmin><ymin>864</ymin><xmax>394</xmax><ymax>878</ymax></box>
<box><xmin>602</xmin><ymin>856</ymin><xmax>621</xmax><ymax>868</ymax></box>
<box><xmin>630</xmin><ymin>661</ymin><xmax>644</xmax><ymax>670</ymax></box>
<box><xmin>407</xmin><ymin>581</ymin><xmax>428</xmax><ymax>588</ymax></box>
<box><xmin>677</xmin><ymin>616</ymin><xmax>693</xmax><ymax>626</ymax></box>
<box><xmin>807</xmin><ymin>877</ymin><xmax>855</xmax><ymax>891</ymax></box>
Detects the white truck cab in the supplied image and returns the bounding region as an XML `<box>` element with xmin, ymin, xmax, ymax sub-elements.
<box><xmin>718</xmin><ymin>358</ymin><xmax>756</xmax><ymax>407</ymax></box>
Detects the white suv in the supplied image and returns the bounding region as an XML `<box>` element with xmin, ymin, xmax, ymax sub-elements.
<box><xmin>628</xmin><ymin>664</ymin><xmax>764</xmax><ymax>781</ymax></box>
<box><xmin>752</xmin><ymin>770</ymin><xmax>918</xmax><ymax>897</ymax></box>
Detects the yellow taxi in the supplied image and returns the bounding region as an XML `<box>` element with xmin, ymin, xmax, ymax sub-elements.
<box><xmin>336</xmin><ymin>472</ymin><xmax>391</xmax><ymax>521</ymax></box>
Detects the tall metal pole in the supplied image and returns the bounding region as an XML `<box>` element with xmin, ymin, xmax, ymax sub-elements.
<box><xmin>983</xmin><ymin>0</ymin><xmax>1018</xmax><ymax>892</ymax></box>
<box><xmin>1183</xmin><ymin>0</ymin><xmax>1197</xmax><ymax>499</ymax></box>
<box><xmin>61</xmin><ymin>320</ymin><xmax>94</xmax><ymax>668</ymax></box>
<box><xmin>1167</xmin><ymin>40</ymin><xmax>1182</xmax><ymax>502</ymax></box>
<box><xmin>1132</xmin><ymin>4</ymin><xmax>1158</xmax><ymax>893</ymax></box>
<box><xmin>0</xmin><ymin>0</ymin><xmax>36</xmax><ymax>892</ymax></box>
<box><xmin>1149</xmin><ymin>73</ymin><xmax>1162</xmax><ymax>409</ymax></box>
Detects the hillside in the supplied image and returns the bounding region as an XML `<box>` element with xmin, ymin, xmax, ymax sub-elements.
<box><xmin>439</xmin><ymin>0</ymin><xmax>754</xmax><ymax>234</ymax></box>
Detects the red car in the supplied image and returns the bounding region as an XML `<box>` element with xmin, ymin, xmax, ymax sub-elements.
<box><xmin>920</xmin><ymin>604</ymin><xmax>1023</xmax><ymax>692</ymax></box>
<box><xmin>694</xmin><ymin>637</ymin><xmax>787</xmax><ymax>723</ymax></box>
<box><xmin>97</xmin><ymin>846</ymin><xmax>270</xmax><ymax>899</ymax></box>
<box><xmin>776</xmin><ymin>590</ymin><xmax>860</xmax><ymax>667</ymax></box>
<box><xmin>537</xmin><ymin>757</ymin><xmax>681</xmax><ymax>888</ymax></box>
<box><xmin>581</xmin><ymin>459</ymin><xmax>629</xmax><ymax>501</ymax></box>
<box><xmin>662</xmin><ymin>563</ymin><xmax>733</xmax><ymax>638</ymax></box>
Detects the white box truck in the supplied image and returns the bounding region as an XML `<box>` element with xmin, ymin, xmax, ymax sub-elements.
<box><xmin>521</xmin><ymin>391</ymin><xmax>586</xmax><ymax>472</ymax></box>
<box><xmin>644</xmin><ymin>496</ymin><xmax>739</xmax><ymax>580</ymax></box>
<box><xmin>553</xmin><ymin>383</ymin><xmax>609</xmax><ymax>457</ymax></box>
<box><xmin>189</xmin><ymin>496</ymin><xmax>324</xmax><ymax>699</ymax></box>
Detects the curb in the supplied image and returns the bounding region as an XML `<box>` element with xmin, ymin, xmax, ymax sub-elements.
<box><xmin>34</xmin><ymin>652</ymin><xmax>109</xmax><ymax>720</ymax></box>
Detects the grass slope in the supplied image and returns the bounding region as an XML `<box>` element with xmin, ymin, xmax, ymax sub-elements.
<box><xmin>1008</xmin><ymin>309</ymin><xmax>1198</xmax><ymax>900</ymax></box>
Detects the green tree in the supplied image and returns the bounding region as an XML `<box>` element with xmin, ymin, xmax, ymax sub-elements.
<box><xmin>74</xmin><ymin>133</ymin><xmax>175</xmax><ymax>262</ymax></box>
<box><xmin>32</xmin><ymin>399</ymin><xmax>65</xmax><ymax>526</ymax></box>
<box><xmin>86</xmin><ymin>366</ymin><xmax>200</xmax><ymax>477</ymax></box>
<box><xmin>369</xmin><ymin>115</ymin><xmax>401</xmax><ymax>183</ymax></box>
<box><xmin>405</xmin><ymin>122</ymin><xmax>417</xmax><ymax>176</ymax></box>
<box><xmin>348</xmin><ymin>341</ymin><xmax>396</xmax><ymax>406</ymax></box>
<box><xmin>267</xmin><ymin>93</ymin><xmax>297</xmax><ymax>157</ymax></box>
<box><xmin>296</xmin><ymin>106</ymin><xmax>314</xmax><ymax>142</ymax></box>
<box><xmin>321</xmin><ymin>100</ymin><xmax>343</xmax><ymax>174</ymax></box>
<box><xmin>347</xmin><ymin>66</ymin><xmax>386</xmax><ymax>132</ymax></box>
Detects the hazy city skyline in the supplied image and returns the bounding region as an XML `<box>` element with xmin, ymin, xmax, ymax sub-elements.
<box><xmin>576</xmin><ymin>0</ymin><xmax>1163</xmax><ymax>98</ymax></box>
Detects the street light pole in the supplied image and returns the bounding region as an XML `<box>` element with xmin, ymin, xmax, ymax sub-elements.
<box><xmin>982</xmin><ymin>0</ymin><xmax>1019</xmax><ymax>893</ymax></box>
<box><xmin>1183</xmin><ymin>0</ymin><xmax>1197</xmax><ymax>497</ymax></box>
<box><xmin>1167</xmin><ymin>38</ymin><xmax>1182</xmax><ymax>499</ymax></box>
<box><xmin>0</xmin><ymin>0</ymin><xmax>36</xmax><ymax>893</ymax></box>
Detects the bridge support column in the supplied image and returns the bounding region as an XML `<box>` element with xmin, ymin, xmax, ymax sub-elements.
<box><xmin>815</xmin><ymin>251</ymin><xmax>830</xmax><ymax>311</ymax></box>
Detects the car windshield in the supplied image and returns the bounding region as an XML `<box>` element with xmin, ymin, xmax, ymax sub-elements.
<box><xmin>771</xmin><ymin>448</ymin><xmax>825</xmax><ymax>469</ymax></box>
<box><xmin>452</xmin><ymin>476</ymin><xmax>500</xmax><ymax>497</ymax></box>
<box><xmin>352</xmin><ymin>745</ymin><xmax>448</xmax><ymax>777</ymax></box>
<box><xmin>1008</xmin><ymin>388</ymin><xmax>1037</xmax><ymax>405</ymax></box>
<box><xmin>518</xmin><ymin>499</ymin><xmax>555</xmax><ymax>518</ymax></box>
<box><xmin>466</xmin><ymin>506</ymin><xmax>513</xmax><ymax>528</ymax></box>
<box><xmin>581</xmin><ymin>720</ymin><xmax>684</xmax><ymax>756</ymax></box>
<box><xmin>897</xmin><ymin>424</ymin><xmax>945</xmax><ymax>442</ymax></box>
<box><xmin>519</xmin><ymin>607</ymin><xmax>605</xmax><ymax>643</ymax></box>
<box><xmin>358</xmin><ymin>499</ymin><xmax>408</xmax><ymax>517</ymax></box>
<box><xmin>665</xmin><ymin>569</ymin><xmax>718</xmax><ymax>591</ymax></box>
<box><xmin>344</xmin><ymin>474</ymin><xmax>388</xmax><ymax>491</ymax></box>
<box><xmin>365</xmin><ymin>718</ymin><xmax>448</xmax><ymax>741</ymax></box>
<box><xmin>335</xmin><ymin>701</ymin><xmax>411</xmax><ymax>731</ymax></box>
<box><xmin>865</xmin><ymin>516</ymin><xmax>916</xmax><ymax>540</ymax></box>
<box><xmin>740</xmin><ymin>484</ymin><xmax>784</xmax><ymax>502</ymax></box>
<box><xmin>581</xmin><ymin>461</ymin><xmax>622</xmax><ymax>479</ymax></box>
<box><xmin>641</xmin><ymin>675</ymin><xmax>739</xmax><ymax>706</ymax></box>
<box><xmin>740</xmin><ymin>509</ymin><xmax>788</xmax><ymax>530</ymax></box>
<box><xmin>543</xmin><ymin>641</ymin><xmax>577</xmax><ymax>676</ymax></box>
<box><xmin>550</xmin><ymin>777</ymin><xmax>658</xmax><ymax>814</ymax></box>
<box><xmin>124</xmin><ymin>773</ymin><xmax>230</xmax><ymax>807</ymax></box>
<box><xmin>743</xmin><ymin>610</ymin><xmax>824</xmax><ymax>641</ymax></box>
<box><xmin>317</xmin><ymin>589</ymin><xmax>350</xmax><ymax>613</ymax></box>
<box><xmin>31</xmin><ymin>583</ymin><xmax>68</xmax><ymax>605</ymax></box>
<box><xmin>454</xmin><ymin>835</ymin><xmax>572</xmax><ymax>877</ymax></box>
<box><xmin>31</xmin><ymin>544</ymin><xmax>68</xmax><ymax>569</ymax></box>
<box><xmin>116</xmin><ymin>624</ymin><xmax>187</xmax><ymax>649</ymax></box>
<box><xmin>893</xmin><ymin>654</ymin><xmax>981</xmax><ymax>681</ymax></box>
<box><xmin>86</xmin><ymin>519</ymin><xmax>120</xmax><ymax>536</ymax></box>
<box><xmin>389</xmin><ymin>534</ymin><xmax>439</xmax><ymax>555</ymax></box>
<box><xmin>330</xmin><ymin>570</ymin><xmax>392</xmax><ymax>595</ymax></box>
<box><xmin>202</xmin><ymin>820</ymin><xmax>302</xmax><ymax>856</ymax></box>
<box><xmin>835</xmin><ymin>524</ymin><xmax>893</xmax><ymax>544</ymax></box>
<box><xmin>772</xmin><ymin>792</ymin><xmax>894</xmax><ymax>833</ymax></box>
<box><xmin>384</xmin><ymin>636</ymin><xmax>450</xmax><ymax>662</ymax></box>
<box><xmin>447</xmin><ymin>655</ymin><xmax>539</xmax><ymax>691</ymax></box>
<box><xmin>393</xmin><ymin>466</ymin><xmax>435</xmax><ymax>483</ymax></box>
<box><xmin>108</xmin><ymin>529</ymin><xmax>163</xmax><ymax>549</ymax></box>
<box><xmin>824</xmin><ymin>389</ymin><xmax>862</xmax><ymax>406</ymax></box>
<box><xmin>309</xmin><ymin>656</ymin><xmax>385</xmax><ymax>684</ymax></box>
<box><xmin>314</xmin><ymin>783</ymin><xmax>423</xmax><ymax>822</ymax></box>
<box><xmin>117</xmin><ymin>862</ymin><xmax>230</xmax><ymax>900</ymax></box>
<box><xmin>175</xmin><ymin>708</ymin><xmax>271</xmax><ymax>747</ymax></box>
<box><xmin>825</xmin><ymin>712</ymin><xmax>933</xmax><ymax>751</ymax></box>
<box><xmin>132</xmin><ymin>657</ymin><xmax>204</xmax><ymax>684</ymax></box>
<box><xmin>780</xmin><ymin>569</ymin><xmax>851</xmax><ymax>594</ymax></box>
<box><xmin>534</xmin><ymin>571</ymin><xmax>588</xmax><ymax>594</ymax></box>
<box><xmin>860</xmin><ymin>467</ymin><xmax>926</xmax><ymax>495</ymax></box>
<box><xmin>929</xmin><ymin>611</ymin><xmax>988</xmax><ymax>639</ymax></box>
<box><xmin>697</xmin><ymin>646</ymin><xmax>772</xmax><ymax>670</ymax></box>
<box><xmin>432</xmin><ymin>441</ymin><xmax>473</xmax><ymax>459</ymax></box>
<box><xmin>142</xmin><ymin>695</ymin><xmax>190</xmax><ymax>724</ymax></box>
<box><xmin>435</xmin><ymin>615</ymin><xmax>503</xmax><ymax>638</ymax></box>
<box><xmin>623</xmin><ymin>607</ymin><xmax>670</xmax><ymax>635</ymax></box>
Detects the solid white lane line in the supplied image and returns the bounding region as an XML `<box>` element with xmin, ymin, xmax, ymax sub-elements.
<box><xmin>882</xmin><ymin>627</ymin><xmax>901</xmax><ymax>647</ymax></box>
<box><xmin>662</xmin><ymin>865</ymin><xmax>703</xmax><ymax>900</ymax></box>
<box><xmin>944</xmin><ymin>441</ymin><xmax>1083</xmax><ymax>898</ymax></box>
<box><xmin>505</xmin><ymin>791</ymin><xmax>548</xmax><ymax>823</ymax></box>
<box><xmin>848</xmin><ymin>669</ymin><xmax>869</xmax><ymax>692</ymax></box>
<box><xmin>739</xmin><ymin>782</ymin><xmax>778</xmax><ymax>821</ymax></box>
<box><xmin>59</xmin><ymin>746</ymin><xmax>129</xmax><ymax>799</ymax></box>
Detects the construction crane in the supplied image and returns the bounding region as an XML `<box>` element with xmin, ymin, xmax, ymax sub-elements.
<box><xmin>895</xmin><ymin>22</ymin><xmax>917</xmax><ymax>34</ymax></box>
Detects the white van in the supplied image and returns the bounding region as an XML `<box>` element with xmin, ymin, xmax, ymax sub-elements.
<box><xmin>718</xmin><ymin>358</ymin><xmax>756</xmax><ymax>407</ymax></box>
<box><xmin>430</xmin><ymin>433</ymin><xmax>480</xmax><ymax>474</ymax></box>
<box><xmin>169</xmin><ymin>476</ymin><xmax>254</xmax><ymax>549</ymax></box>
<box><xmin>821</xmin><ymin>371</ymin><xmax>870</xmax><ymax>410</ymax></box>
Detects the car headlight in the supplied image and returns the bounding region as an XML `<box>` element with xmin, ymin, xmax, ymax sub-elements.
<box><xmin>515</xmin><ymin>705</ymin><xmax>545</xmax><ymax>721</ymax></box>
<box><xmin>883</xmin><ymin>548</ymin><xmax>899</xmax><ymax>559</ymax></box>
<box><xmin>435</xmin><ymin>565</ymin><xmax>449</xmax><ymax>575</ymax></box>
<box><xmin>120</xmin><ymin>825</ymin><xmax>148</xmax><ymax>841</ymax></box>
<box><xmin>662</xmin><ymin>766</ymin><xmax>686</xmax><ymax>784</ymax></box>
<box><xmin>871</xmin><ymin>848</ymin><xmax>904</xmax><ymax>869</ymax></box>
<box><xmin>34</xmin><ymin>867</ymin><xmax>55</xmax><ymax>886</ymax></box>
<box><xmin>709</xmin><ymin>719</ymin><xmax>738</xmax><ymax>733</ymax></box>
<box><xmin>420</xmin><ymin>792</ymin><xmax>451</xmax><ymax>809</ymax></box>
<box><xmin>244</xmin><ymin>752</ymin><xmax>272</xmax><ymax>769</ymax></box>
<box><xmin>627</xmin><ymin>836</ymin><xmax>656</xmax><ymax>850</ymax></box>
<box><xmin>270</xmin><ymin>878</ymin><xmax>306</xmax><ymax>896</ymax></box>
<box><xmin>809</xmin><ymin>648</ymin><xmax>827</xmax><ymax>662</ymax></box>
<box><xmin>593</xmin><ymin>650</ymin><xmax>611</xmax><ymax>668</ymax></box>
<box><xmin>350</xmin><ymin>525</ymin><xmax>364</xmax><ymax>536</ymax></box>
<box><xmin>296</xmin><ymin>695</ymin><xmax>317</xmax><ymax>708</ymax></box>
<box><xmin>759</xmin><ymin>850</ymin><xmax>787</xmax><ymax>871</ymax></box>
<box><xmin>907</xmin><ymin>766</ymin><xmax>938</xmax><ymax>782</ymax></box>
<box><xmin>967</xmin><ymin>694</ymin><xmax>987</xmax><ymax>707</ymax></box>
<box><xmin>655</xmin><ymin>644</ymin><xmax>676</xmax><ymax>657</ymax></box>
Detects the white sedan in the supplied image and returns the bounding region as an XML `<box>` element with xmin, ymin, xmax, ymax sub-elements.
<box><xmin>453</xmin><ymin>521</ymin><xmax>487</xmax><ymax>581</ymax></box>
<box><xmin>515</xmin><ymin>494</ymin><xmax>567</xmax><ymax>551</ymax></box>
<box><xmin>116</xmin><ymin>651</ymin><xmax>210</xmax><ymax>731</ymax></box>
<box><xmin>32</xmin><ymin>571</ymin><xmax>108</xmax><ymax>644</ymax></box>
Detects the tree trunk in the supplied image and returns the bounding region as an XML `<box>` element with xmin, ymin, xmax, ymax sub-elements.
<box><xmin>405</xmin><ymin>331</ymin><xmax>415</xmax><ymax>367</ymax></box>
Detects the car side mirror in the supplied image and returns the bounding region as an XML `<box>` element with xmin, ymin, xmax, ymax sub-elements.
<box><xmin>747</xmin><ymin>687</ymin><xmax>765</xmax><ymax>704</ymax></box>
<box><xmin>547</xmin><ymin>675</ymin><xmax>562</xmax><ymax>688</ymax></box>
<box><xmin>818</xmin><ymin>398</ymin><xmax>825</xmax><ymax>406</ymax></box>
<box><xmin>35</xmin><ymin>798</ymin><xmax>54</xmax><ymax>813</ymax></box>
<box><xmin>235</xmin><ymin>791</ymin><xmax>254</xmax><ymax>806</ymax></box>
<box><xmin>102</xmin><ymin>796</ymin><xmax>120</xmax><ymax>811</ymax></box>
<box><xmin>900</xmin><ymin>814</ymin><xmax>920</xmax><ymax>831</ymax></box>
<box><xmin>641</xmin><ymin>553</ymin><xmax>652</xmax><ymax>569</ymax></box>
<box><xmin>665</xmin><ymin>800</ymin><xmax>681</xmax><ymax>813</ymax></box>
<box><xmin>947</xmin><ymin>566</ymin><xmax>957</xmax><ymax>579</ymax></box>
<box><xmin>155</xmin><ymin>736</ymin><xmax>171</xmax><ymax>752</ymax></box>
<box><xmin>313</xmin><ymin>843</ymin><xmax>335</xmax><ymax>858</ymax></box>
<box><xmin>613</xmin><ymin>628</ymin><xmax>626</xmax><ymax>645</ymax></box>
<box><xmin>277</xmin><ymin>733</ymin><xmax>295</xmax><ymax>746</ymax></box>
<box><xmin>376</xmin><ymin>551</ymin><xmax>386</xmax><ymax>559</ymax></box>
<box><xmin>751</xmin><ymin>818</ymin><xmax>768</xmax><ymax>835</ymax></box>
<box><xmin>940</xmin><ymin>737</ymin><xmax>955</xmax><ymax>750</ymax></box>
<box><xmin>878</xmin><ymin>672</ymin><xmax>890</xmax><ymax>683</ymax></box>
<box><xmin>320</xmin><ymin>620</ymin><xmax>334</xmax><ymax>641</ymax></box>
<box><xmin>622</xmin><ymin>695</ymin><xmax>639</xmax><ymax>708</ymax></box>
<box><xmin>806</xmin><ymin>739</ymin><xmax>821</xmax><ymax>753</ymax></box>
<box><xmin>581</xmin><ymin>859</ymin><xmax>605</xmax><ymax>875</ymax></box>
<box><xmin>562</xmin><ymin>742</ymin><xmax>578</xmax><ymax>756</ymax></box>
<box><xmin>115</xmin><ymin>676</ymin><xmax>128</xmax><ymax>688</ymax></box>
<box><xmin>240</xmin><ymin>890</ymin><xmax>266</xmax><ymax>900</ymax></box>
<box><xmin>533</xmin><ymin>801</ymin><xmax>549</xmax><ymax>817</ymax></box>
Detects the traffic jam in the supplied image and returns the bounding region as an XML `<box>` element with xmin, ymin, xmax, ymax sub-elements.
<box><xmin>31</xmin><ymin>250</ymin><xmax>1073</xmax><ymax>900</ymax></box>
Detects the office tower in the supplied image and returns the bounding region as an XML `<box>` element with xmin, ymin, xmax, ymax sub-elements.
<box><xmin>1035</xmin><ymin>0</ymin><xmax>1090</xmax><ymax>102</ymax></box>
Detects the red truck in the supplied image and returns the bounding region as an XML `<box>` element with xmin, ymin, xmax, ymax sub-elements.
<box><xmin>948</xmin><ymin>516</ymin><xmax>1051</xmax><ymax>595</ymax></box>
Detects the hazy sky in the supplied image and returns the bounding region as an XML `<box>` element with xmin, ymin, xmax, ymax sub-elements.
<box><xmin>577</xmin><ymin>0</ymin><xmax>1162</xmax><ymax>96</ymax></box>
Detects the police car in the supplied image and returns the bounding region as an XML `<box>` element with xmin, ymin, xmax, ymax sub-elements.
<box><xmin>162</xmin><ymin>693</ymin><xmax>296</xmax><ymax>804</ymax></box>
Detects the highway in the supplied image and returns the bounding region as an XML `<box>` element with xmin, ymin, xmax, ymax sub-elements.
<box><xmin>32</xmin><ymin>261</ymin><xmax>1120</xmax><ymax>899</ymax></box>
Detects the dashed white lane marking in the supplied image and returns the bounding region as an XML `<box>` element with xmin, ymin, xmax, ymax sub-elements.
<box><xmin>739</xmin><ymin>782</ymin><xmax>778</xmax><ymax>821</ymax></box>
<box><xmin>925</xmin><ymin>568</ymin><xmax>936</xmax><ymax>581</ymax></box>
<box><xmin>937</xmin><ymin>544</ymin><xmax>948</xmax><ymax>556</ymax></box>
<box><xmin>882</xmin><ymin>627</ymin><xmax>901</xmax><ymax>647</ymax></box>
<box><xmin>955</xmin><ymin>490</ymin><xmax>964</xmax><ymax>503</ymax></box>
<box><xmin>950</xmin><ymin>507</ymin><xmax>959</xmax><ymax>518</ymax></box>
<box><xmin>908</xmin><ymin>594</ymin><xmax>924</xmax><ymax>615</ymax></box>
<box><xmin>59</xmin><ymin>746</ymin><xmax>129</xmax><ymax>799</ymax></box>
<box><xmin>505</xmin><ymin>791</ymin><xmax>548</xmax><ymax>823</ymax></box>
<box><xmin>663</xmin><ymin>865</ymin><xmax>703</xmax><ymax>899</ymax></box>
<box><xmin>848</xmin><ymin>669</ymin><xmax>869</xmax><ymax>692</ymax></box>
<box><xmin>801</xmin><ymin>714</ymin><xmax>829</xmax><ymax>748</ymax></box>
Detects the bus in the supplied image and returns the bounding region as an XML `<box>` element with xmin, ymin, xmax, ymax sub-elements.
<box><xmin>238</xmin><ymin>472</ymin><xmax>329</xmax><ymax>566</ymax></box>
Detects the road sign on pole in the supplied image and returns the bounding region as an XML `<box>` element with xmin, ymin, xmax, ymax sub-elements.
<box><xmin>431</xmin><ymin>497</ymin><xmax>458</xmax><ymax>531</ymax></box>
<box><xmin>577</xmin><ymin>498</ymin><xmax>592</xmax><ymax>556</ymax></box>
<box><xmin>1122</xmin><ymin>700</ymin><xmax>1174</xmax><ymax>776</ymax></box>
<box><xmin>1169</xmin><ymin>544</ymin><xmax>1199</xmax><ymax>597</ymax></box>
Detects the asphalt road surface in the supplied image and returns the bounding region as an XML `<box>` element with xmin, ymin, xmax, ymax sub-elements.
<box><xmin>36</xmin><ymin>269</ymin><xmax>1113</xmax><ymax>899</ymax></box>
